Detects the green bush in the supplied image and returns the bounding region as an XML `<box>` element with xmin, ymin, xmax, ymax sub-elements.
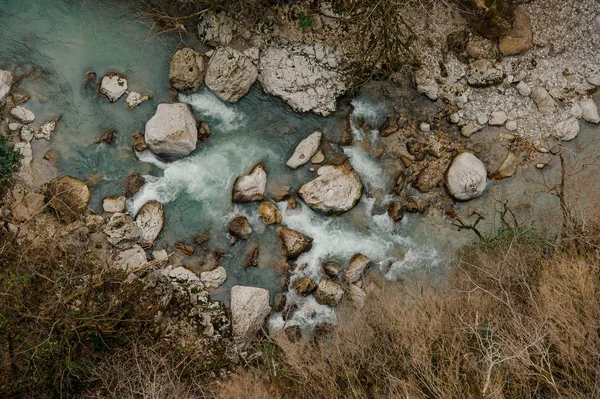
<box><xmin>0</xmin><ymin>133</ymin><xmax>22</xmax><ymax>189</ymax></box>
<box><xmin>298</xmin><ymin>12</ymin><xmax>314</xmax><ymax>31</ymax></box>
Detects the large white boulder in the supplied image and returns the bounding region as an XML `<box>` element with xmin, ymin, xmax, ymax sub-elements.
<box><xmin>169</xmin><ymin>48</ymin><xmax>205</xmax><ymax>93</ymax></box>
<box><xmin>445</xmin><ymin>152</ymin><xmax>487</xmax><ymax>201</ymax></box>
<box><xmin>298</xmin><ymin>161</ymin><xmax>363</xmax><ymax>214</ymax></box>
<box><xmin>205</xmin><ymin>47</ymin><xmax>257</xmax><ymax>103</ymax></box>
<box><xmin>10</xmin><ymin>106</ymin><xmax>35</xmax><ymax>124</ymax></box>
<box><xmin>230</xmin><ymin>285</ymin><xmax>271</xmax><ymax>343</ymax></box>
<box><xmin>100</xmin><ymin>73</ymin><xmax>128</xmax><ymax>102</ymax></box>
<box><xmin>0</xmin><ymin>70</ymin><xmax>13</xmax><ymax>103</ymax></box>
<box><xmin>580</xmin><ymin>98</ymin><xmax>600</xmax><ymax>124</ymax></box>
<box><xmin>232</xmin><ymin>163</ymin><xmax>267</xmax><ymax>203</ymax></box>
<box><xmin>258</xmin><ymin>45</ymin><xmax>347</xmax><ymax>116</ymax></box>
<box><xmin>287</xmin><ymin>131</ymin><xmax>322</xmax><ymax>169</ymax></box>
<box><xmin>200</xmin><ymin>266</ymin><xmax>227</xmax><ymax>288</ymax></box>
<box><xmin>135</xmin><ymin>200</ymin><xmax>164</xmax><ymax>245</ymax></box>
<box><xmin>144</xmin><ymin>103</ymin><xmax>198</xmax><ymax>159</ymax></box>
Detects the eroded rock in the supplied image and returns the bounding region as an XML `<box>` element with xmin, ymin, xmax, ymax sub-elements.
<box><xmin>277</xmin><ymin>227</ymin><xmax>313</xmax><ymax>259</ymax></box>
<box><xmin>258</xmin><ymin>202</ymin><xmax>282</xmax><ymax>225</ymax></box>
<box><xmin>43</xmin><ymin>176</ymin><xmax>90</xmax><ymax>223</ymax></box>
<box><xmin>205</xmin><ymin>47</ymin><xmax>257</xmax><ymax>103</ymax></box>
<box><xmin>287</xmin><ymin>131</ymin><xmax>322</xmax><ymax>169</ymax></box>
<box><xmin>231</xmin><ymin>285</ymin><xmax>270</xmax><ymax>343</ymax></box>
<box><xmin>345</xmin><ymin>253</ymin><xmax>371</xmax><ymax>284</ymax></box>
<box><xmin>100</xmin><ymin>73</ymin><xmax>128</xmax><ymax>102</ymax></box>
<box><xmin>104</xmin><ymin>213</ymin><xmax>141</xmax><ymax>249</ymax></box>
<box><xmin>315</xmin><ymin>278</ymin><xmax>344</xmax><ymax>307</ymax></box>
<box><xmin>169</xmin><ymin>48</ymin><xmax>205</xmax><ymax>94</ymax></box>
<box><xmin>446</xmin><ymin>152</ymin><xmax>487</xmax><ymax>201</ymax></box>
<box><xmin>135</xmin><ymin>200</ymin><xmax>165</xmax><ymax>245</ymax></box>
<box><xmin>228</xmin><ymin>215</ymin><xmax>252</xmax><ymax>240</ymax></box>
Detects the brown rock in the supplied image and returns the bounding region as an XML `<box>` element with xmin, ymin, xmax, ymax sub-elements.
<box><xmin>94</xmin><ymin>129</ymin><xmax>116</xmax><ymax>146</ymax></box>
<box><xmin>272</xmin><ymin>259</ymin><xmax>290</xmax><ymax>275</ymax></box>
<box><xmin>322</xmin><ymin>261</ymin><xmax>342</xmax><ymax>278</ymax></box>
<box><xmin>387</xmin><ymin>201</ymin><xmax>404</xmax><ymax>222</ymax></box>
<box><xmin>258</xmin><ymin>201</ymin><xmax>282</xmax><ymax>225</ymax></box>
<box><xmin>43</xmin><ymin>148</ymin><xmax>59</xmax><ymax>162</ymax></box>
<box><xmin>132</xmin><ymin>131</ymin><xmax>148</xmax><ymax>152</ymax></box>
<box><xmin>415</xmin><ymin>163</ymin><xmax>444</xmax><ymax>193</ymax></box>
<box><xmin>272</xmin><ymin>294</ymin><xmax>287</xmax><ymax>313</ymax></box>
<box><xmin>243</xmin><ymin>243</ymin><xmax>259</xmax><ymax>268</ymax></box>
<box><xmin>271</xmin><ymin>184</ymin><xmax>291</xmax><ymax>202</ymax></box>
<box><xmin>122</xmin><ymin>172</ymin><xmax>145</xmax><ymax>198</ymax></box>
<box><xmin>285</xmin><ymin>325</ymin><xmax>302</xmax><ymax>342</ymax></box>
<box><xmin>197</xmin><ymin>121</ymin><xmax>211</xmax><ymax>141</ymax></box>
<box><xmin>228</xmin><ymin>215</ymin><xmax>252</xmax><ymax>240</ymax></box>
<box><xmin>379</xmin><ymin>116</ymin><xmax>399</xmax><ymax>137</ymax></box>
<box><xmin>402</xmin><ymin>196</ymin><xmax>430</xmax><ymax>214</ymax></box>
<box><xmin>393</xmin><ymin>171</ymin><xmax>405</xmax><ymax>195</ymax></box>
<box><xmin>193</xmin><ymin>232</ymin><xmax>209</xmax><ymax>245</ymax></box>
<box><xmin>175</xmin><ymin>242</ymin><xmax>195</xmax><ymax>256</ymax></box>
<box><xmin>277</xmin><ymin>227</ymin><xmax>313</xmax><ymax>259</ymax></box>
<box><xmin>498</xmin><ymin>8</ymin><xmax>533</xmax><ymax>56</ymax></box>
<box><xmin>43</xmin><ymin>176</ymin><xmax>91</xmax><ymax>223</ymax></box>
<box><xmin>292</xmin><ymin>277</ymin><xmax>317</xmax><ymax>296</ymax></box>
<box><xmin>84</xmin><ymin>70</ymin><xmax>97</xmax><ymax>88</ymax></box>
<box><xmin>340</xmin><ymin>114</ymin><xmax>354</xmax><ymax>146</ymax></box>
<box><xmin>315</xmin><ymin>278</ymin><xmax>344</xmax><ymax>307</ymax></box>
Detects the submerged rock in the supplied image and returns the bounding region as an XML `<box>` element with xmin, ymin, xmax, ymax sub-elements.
<box><xmin>123</xmin><ymin>172</ymin><xmax>145</xmax><ymax>197</ymax></box>
<box><xmin>103</xmin><ymin>196</ymin><xmax>126</xmax><ymax>213</ymax></box>
<box><xmin>132</xmin><ymin>131</ymin><xmax>148</xmax><ymax>152</ymax></box>
<box><xmin>205</xmin><ymin>47</ymin><xmax>257</xmax><ymax>103</ymax></box>
<box><xmin>345</xmin><ymin>254</ymin><xmax>371</xmax><ymax>284</ymax></box>
<box><xmin>243</xmin><ymin>244</ymin><xmax>260</xmax><ymax>268</ymax></box>
<box><xmin>145</xmin><ymin>103</ymin><xmax>198</xmax><ymax>159</ymax></box>
<box><xmin>232</xmin><ymin>163</ymin><xmax>267</xmax><ymax>203</ymax></box>
<box><xmin>322</xmin><ymin>261</ymin><xmax>342</xmax><ymax>278</ymax></box>
<box><xmin>446</xmin><ymin>152</ymin><xmax>487</xmax><ymax>201</ymax></box>
<box><xmin>43</xmin><ymin>176</ymin><xmax>91</xmax><ymax>223</ymax></box>
<box><xmin>104</xmin><ymin>213</ymin><xmax>141</xmax><ymax>250</ymax></box>
<box><xmin>135</xmin><ymin>200</ymin><xmax>165</xmax><ymax>244</ymax></box>
<box><xmin>197</xmin><ymin>11</ymin><xmax>234</xmax><ymax>47</ymax></box>
<box><xmin>0</xmin><ymin>70</ymin><xmax>12</xmax><ymax>103</ymax></box>
<box><xmin>230</xmin><ymin>285</ymin><xmax>270</xmax><ymax>343</ymax></box>
<box><xmin>277</xmin><ymin>227</ymin><xmax>313</xmax><ymax>259</ymax></box>
<box><xmin>298</xmin><ymin>161</ymin><xmax>363</xmax><ymax>215</ymax></box>
<box><xmin>169</xmin><ymin>48</ymin><xmax>205</xmax><ymax>94</ymax></box>
<box><xmin>100</xmin><ymin>73</ymin><xmax>128</xmax><ymax>102</ymax></box>
<box><xmin>228</xmin><ymin>215</ymin><xmax>252</xmax><ymax>240</ymax></box>
<box><xmin>315</xmin><ymin>278</ymin><xmax>344</xmax><ymax>307</ymax></box>
<box><xmin>10</xmin><ymin>106</ymin><xmax>35</xmax><ymax>124</ymax></box>
<box><xmin>490</xmin><ymin>152</ymin><xmax>518</xmax><ymax>180</ymax></box>
<box><xmin>287</xmin><ymin>131</ymin><xmax>322</xmax><ymax>169</ymax></box>
<box><xmin>175</xmin><ymin>242</ymin><xmax>195</xmax><ymax>256</ymax></box>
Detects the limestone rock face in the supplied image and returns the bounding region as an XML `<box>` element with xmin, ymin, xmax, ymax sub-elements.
<box><xmin>277</xmin><ymin>227</ymin><xmax>313</xmax><ymax>259</ymax></box>
<box><xmin>205</xmin><ymin>47</ymin><xmax>257</xmax><ymax>103</ymax></box>
<box><xmin>104</xmin><ymin>213</ymin><xmax>141</xmax><ymax>250</ymax></box>
<box><xmin>100</xmin><ymin>73</ymin><xmax>128</xmax><ymax>102</ymax></box>
<box><xmin>197</xmin><ymin>11</ymin><xmax>234</xmax><ymax>47</ymax></box>
<box><xmin>145</xmin><ymin>103</ymin><xmax>198</xmax><ymax>159</ymax></box>
<box><xmin>232</xmin><ymin>164</ymin><xmax>267</xmax><ymax>203</ymax></box>
<box><xmin>0</xmin><ymin>70</ymin><xmax>12</xmax><ymax>103</ymax></box>
<box><xmin>287</xmin><ymin>131</ymin><xmax>322</xmax><ymax>169</ymax></box>
<box><xmin>135</xmin><ymin>200</ymin><xmax>165</xmax><ymax>244</ymax></box>
<box><xmin>345</xmin><ymin>254</ymin><xmax>371</xmax><ymax>284</ymax></box>
<box><xmin>230</xmin><ymin>285</ymin><xmax>270</xmax><ymax>343</ymax></box>
<box><xmin>258</xmin><ymin>45</ymin><xmax>347</xmax><ymax>116</ymax></box>
<box><xmin>169</xmin><ymin>48</ymin><xmax>205</xmax><ymax>94</ymax></box>
<box><xmin>498</xmin><ymin>8</ymin><xmax>533</xmax><ymax>56</ymax></box>
<box><xmin>446</xmin><ymin>152</ymin><xmax>488</xmax><ymax>201</ymax></box>
<box><xmin>43</xmin><ymin>176</ymin><xmax>91</xmax><ymax>223</ymax></box>
<box><xmin>315</xmin><ymin>278</ymin><xmax>344</xmax><ymax>307</ymax></box>
<box><xmin>298</xmin><ymin>162</ymin><xmax>363</xmax><ymax>215</ymax></box>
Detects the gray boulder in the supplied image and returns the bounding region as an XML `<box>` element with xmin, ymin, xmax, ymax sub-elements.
<box><xmin>169</xmin><ymin>48</ymin><xmax>205</xmax><ymax>93</ymax></box>
<box><xmin>145</xmin><ymin>103</ymin><xmax>198</xmax><ymax>159</ymax></box>
<box><xmin>205</xmin><ymin>47</ymin><xmax>257</xmax><ymax>103</ymax></box>
<box><xmin>230</xmin><ymin>285</ymin><xmax>270</xmax><ymax>343</ymax></box>
<box><xmin>232</xmin><ymin>163</ymin><xmax>267</xmax><ymax>203</ymax></box>
<box><xmin>135</xmin><ymin>200</ymin><xmax>165</xmax><ymax>244</ymax></box>
<box><xmin>446</xmin><ymin>152</ymin><xmax>487</xmax><ymax>201</ymax></box>
<box><xmin>104</xmin><ymin>213</ymin><xmax>141</xmax><ymax>250</ymax></box>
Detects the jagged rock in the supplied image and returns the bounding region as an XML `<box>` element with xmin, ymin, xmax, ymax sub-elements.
<box><xmin>113</xmin><ymin>245</ymin><xmax>147</xmax><ymax>272</ymax></box>
<box><xmin>531</xmin><ymin>87</ymin><xmax>558</xmax><ymax>114</ymax></box>
<box><xmin>93</xmin><ymin>129</ymin><xmax>116</xmax><ymax>146</ymax></box>
<box><xmin>461</xmin><ymin>121</ymin><xmax>483</xmax><ymax>137</ymax></box>
<box><xmin>44</xmin><ymin>148</ymin><xmax>60</xmax><ymax>162</ymax></box>
<box><xmin>36</xmin><ymin>117</ymin><xmax>59</xmax><ymax>140</ymax></box>
<box><xmin>43</xmin><ymin>176</ymin><xmax>91</xmax><ymax>223</ymax></box>
<box><xmin>197</xmin><ymin>121</ymin><xmax>211</xmax><ymax>141</ymax></box>
<box><xmin>104</xmin><ymin>213</ymin><xmax>141</xmax><ymax>249</ymax></box>
<box><xmin>126</xmin><ymin>92</ymin><xmax>150</xmax><ymax>109</ymax></box>
<box><xmin>298</xmin><ymin>162</ymin><xmax>363</xmax><ymax>215</ymax></box>
<box><xmin>489</xmin><ymin>111</ymin><xmax>508</xmax><ymax>126</ymax></box>
<box><xmin>258</xmin><ymin>202</ymin><xmax>282</xmax><ymax>225</ymax></box>
<box><xmin>197</xmin><ymin>11</ymin><xmax>234</xmax><ymax>47</ymax></box>
<box><xmin>132</xmin><ymin>131</ymin><xmax>148</xmax><ymax>152</ymax></box>
<box><xmin>228</xmin><ymin>215</ymin><xmax>252</xmax><ymax>240</ymax></box>
<box><xmin>258</xmin><ymin>45</ymin><xmax>347</xmax><ymax>116</ymax></box>
<box><xmin>466</xmin><ymin>35</ymin><xmax>499</xmax><ymax>59</ymax></box>
<box><xmin>277</xmin><ymin>227</ymin><xmax>313</xmax><ymax>259</ymax></box>
<box><xmin>232</xmin><ymin>163</ymin><xmax>267</xmax><ymax>203</ymax></box>
<box><xmin>135</xmin><ymin>200</ymin><xmax>165</xmax><ymax>244</ymax></box>
<box><xmin>103</xmin><ymin>196</ymin><xmax>126</xmax><ymax>213</ymax></box>
<box><xmin>0</xmin><ymin>70</ymin><xmax>12</xmax><ymax>103</ymax></box>
<box><xmin>387</xmin><ymin>201</ymin><xmax>404</xmax><ymax>222</ymax></box>
<box><xmin>200</xmin><ymin>266</ymin><xmax>227</xmax><ymax>288</ymax></box>
<box><xmin>552</xmin><ymin>117</ymin><xmax>580</xmax><ymax>141</ymax></box>
<box><xmin>345</xmin><ymin>254</ymin><xmax>371</xmax><ymax>284</ymax></box>
<box><xmin>168</xmin><ymin>266</ymin><xmax>200</xmax><ymax>283</ymax></box>
<box><xmin>205</xmin><ymin>47</ymin><xmax>257</xmax><ymax>103</ymax></box>
<box><xmin>287</xmin><ymin>131</ymin><xmax>322</xmax><ymax>169</ymax></box>
<box><xmin>516</xmin><ymin>81</ymin><xmax>531</xmax><ymax>96</ymax></box>
<box><xmin>20</xmin><ymin>126</ymin><xmax>34</xmax><ymax>142</ymax></box>
<box><xmin>230</xmin><ymin>285</ymin><xmax>270</xmax><ymax>343</ymax></box>
<box><xmin>490</xmin><ymin>152</ymin><xmax>518</xmax><ymax>180</ymax></box>
<box><xmin>414</xmin><ymin>69</ymin><xmax>439</xmax><ymax>101</ymax></box>
<box><xmin>10</xmin><ymin>106</ymin><xmax>35</xmax><ymax>124</ymax></box>
<box><xmin>315</xmin><ymin>278</ymin><xmax>344</xmax><ymax>307</ymax></box>
<box><xmin>145</xmin><ymin>103</ymin><xmax>198</xmax><ymax>159</ymax></box>
<box><xmin>446</xmin><ymin>152</ymin><xmax>487</xmax><ymax>201</ymax></box>
<box><xmin>580</xmin><ymin>99</ymin><xmax>600</xmax><ymax>124</ymax></box>
<box><xmin>169</xmin><ymin>48</ymin><xmax>205</xmax><ymax>93</ymax></box>
<box><xmin>100</xmin><ymin>73</ymin><xmax>128</xmax><ymax>102</ymax></box>
<box><xmin>243</xmin><ymin>244</ymin><xmax>260</xmax><ymax>268</ymax></box>
<box><xmin>499</xmin><ymin>8</ymin><xmax>533</xmax><ymax>56</ymax></box>
<box><xmin>293</xmin><ymin>277</ymin><xmax>317</xmax><ymax>296</ymax></box>
<box><xmin>467</xmin><ymin>59</ymin><xmax>503</xmax><ymax>87</ymax></box>
<box><xmin>123</xmin><ymin>172</ymin><xmax>145</xmax><ymax>197</ymax></box>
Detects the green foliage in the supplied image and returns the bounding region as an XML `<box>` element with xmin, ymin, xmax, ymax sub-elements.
<box><xmin>0</xmin><ymin>133</ymin><xmax>22</xmax><ymax>189</ymax></box>
<box><xmin>298</xmin><ymin>12</ymin><xmax>314</xmax><ymax>31</ymax></box>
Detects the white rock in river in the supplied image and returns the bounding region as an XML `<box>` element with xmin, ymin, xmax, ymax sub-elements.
<box><xmin>200</xmin><ymin>266</ymin><xmax>227</xmax><ymax>288</ymax></box>
<box><xmin>258</xmin><ymin>45</ymin><xmax>347</xmax><ymax>116</ymax></box>
<box><xmin>230</xmin><ymin>285</ymin><xmax>270</xmax><ymax>343</ymax></box>
<box><xmin>135</xmin><ymin>200</ymin><xmax>165</xmax><ymax>244</ymax></box>
<box><xmin>446</xmin><ymin>152</ymin><xmax>487</xmax><ymax>201</ymax></box>
<box><xmin>126</xmin><ymin>91</ymin><xmax>150</xmax><ymax>109</ymax></box>
<box><xmin>169</xmin><ymin>48</ymin><xmax>205</xmax><ymax>94</ymax></box>
<box><xmin>103</xmin><ymin>196</ymin><xmax>126</xmax><ymax>213</ymax></box>
<box><xmin>104</xmin><ymin>213</ymin><xmax>141</xmax><ymax>250</ymax></box>
<box><xmin>552</xmin><ymin>117</ymin><xmax>580</xmax><ymax>141</ymax></box>
<box><xmin>20</xmin><ymin>126</ymin><xmax>34</xmax><ymax>142</ymax></box>
<box><xmin>287</xmin><ymin>131</ymin><xmax>322</xmax><ymax>169</ymax></box>
<box><xmin>144</xmin><ymin>103</ymin><xmax>198</xmax><ymax>159</ymax></box>
<box><xmin>0</xmin><ymin>70</ymin><xmax>12</xmax><ymax>103</ymax></box>
<box><xmin>298</xmin><ymin>161</ymin><xmax>363</xmax><ymax>214</ymax></box>
<box><xmin>168</xmin><ymin>266</ymin><xmax>200</xmax><ymax>283</ymax></box>
<box><xmin>36</xmin><ymin>117</ymin><xmax>59</xmax><ymax>140</ymax></box>
<box><xmin>205</xmin><ymin>47</ymin><xmax>257</xmax><ymax>103</ymax></box>
<box><xmin>100</xmin><ymin>73</ymin><xmax>128</xmax><ymax>102</ymax></box>
<box><xmin>580</xmin><ymin>98</ymin><xmax>600</xmax><ymax>124</ymax></box>
<box><xmin>232</xmin><ymin>163</ymin><xmax>267</xmax><ymax>203</ymax></box>
<box><xmin>10</xmin><ymin>106</ymin><xmax>35</xmax><ymax>124</ymax></box>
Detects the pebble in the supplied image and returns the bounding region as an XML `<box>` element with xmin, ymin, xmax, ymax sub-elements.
<box><xmin>489</xmin><ymin>111</ymin><xmax>508</xmax><ymax>126</ymax></box>
<box><xmin>8</xmin><ymin>122</ymin><xmax>21</xmax><ymax>131</ymax></box>
<box><xmin>506</xmin><ymin>120</ymin><xmax>518</xmax><ymax>131</ymax></box>
<box><xmin>477</xmin><ymin>114</ymin><xmax>489</xmax><ymax>125</ymax></box>
<box><xmin>516</xmin><ymin>81</ymin><xmax>531</xmax><ymax>97</ymax></box>
<box><xmin>449</xmin><ymin>113</ymin><xmax>460</xmax><ymax>124</ymax></box>
<box><xmin>536</xmin><ymin>163</ymin><xmax>547</xmax><ymax>169</ymax></box>
<box><xmin>461</xmin><ymin>121</ymin><xmax>483</xmax><ymax>137</ymax></box>
<box><xmin>419</xmin><ymin>122</ymin><xmax>431</xmax><ymax>132</ymax></box>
